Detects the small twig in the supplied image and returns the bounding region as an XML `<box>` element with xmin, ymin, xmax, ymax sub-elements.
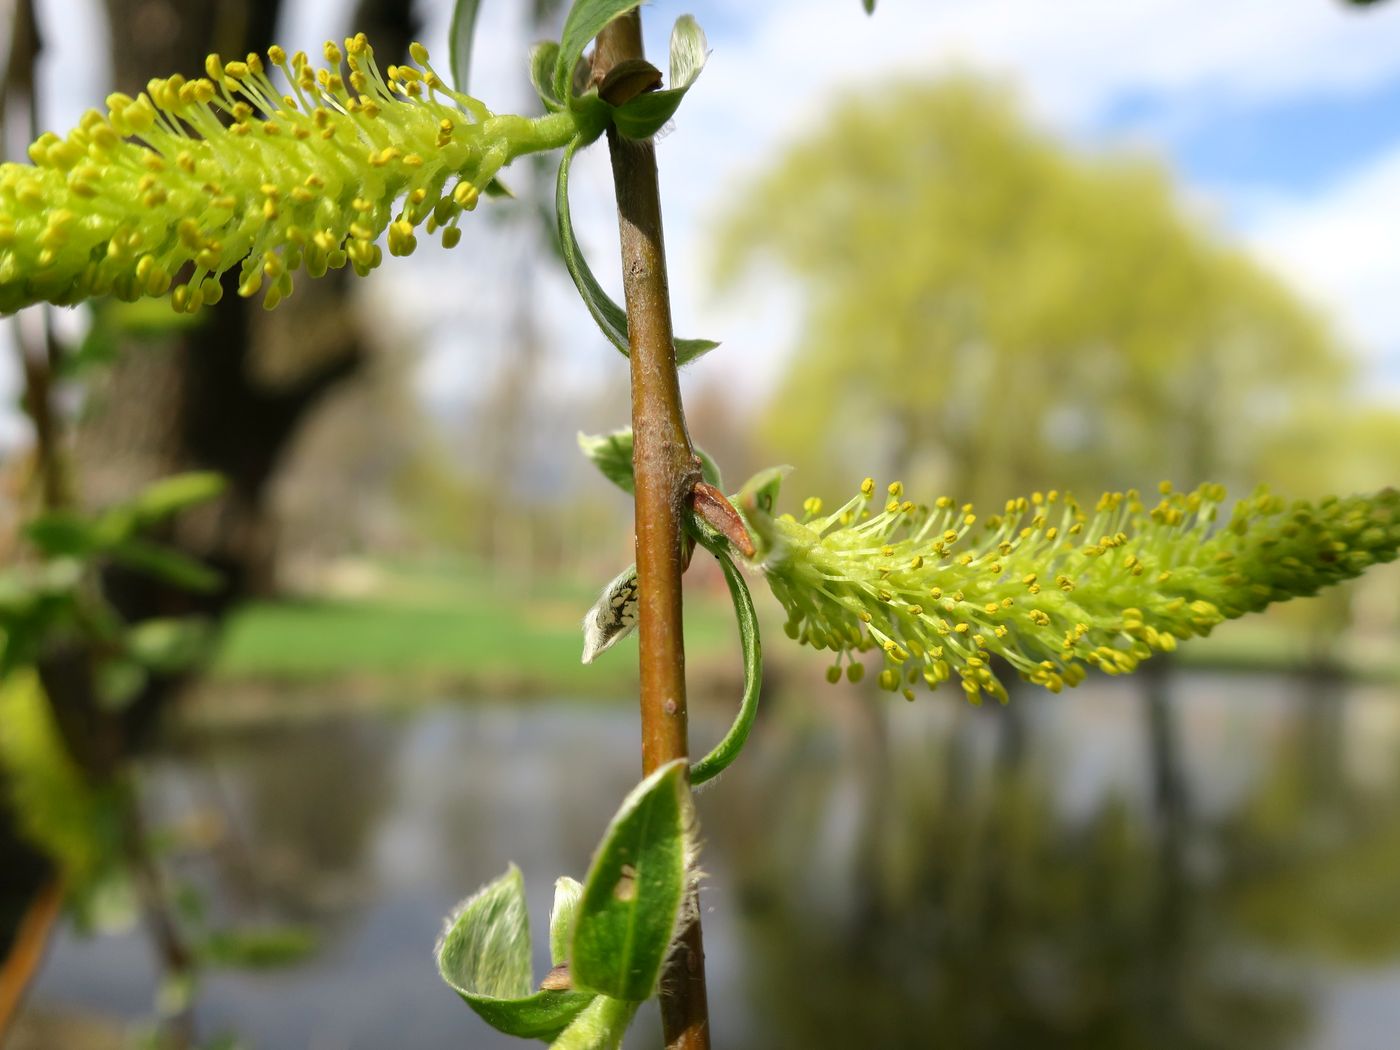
<box><xmin>593</xmin><ymin>11</ymin><xmax>712</xmax><ymax>1050</ymax></box>
<box><xmin>0</xmin><ymin>877</ymin><xmax>64</xmax><ymax>1040</ymax></box>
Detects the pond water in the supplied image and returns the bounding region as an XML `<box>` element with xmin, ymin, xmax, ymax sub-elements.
<box><xmin>21</xmin><ymin>670</ymin><xmax>1400</xmax><ymax>1049</ymax></box>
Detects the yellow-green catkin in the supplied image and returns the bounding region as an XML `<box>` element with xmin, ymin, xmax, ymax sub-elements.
<box><xmin>0</xmin><ymin>35</ymin><xmax>577</xmax><ymax>314</ymax></box>
<box><xmin>750</xmin><ymin>479</ymin><xmax>1400</xmax><ymax>705</ymax></box>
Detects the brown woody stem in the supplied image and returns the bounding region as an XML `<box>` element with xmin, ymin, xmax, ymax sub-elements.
<box><xmin>594</xmin><ymin>11</ymin><xmax>711</xmax><ymax>1050</ymax></box>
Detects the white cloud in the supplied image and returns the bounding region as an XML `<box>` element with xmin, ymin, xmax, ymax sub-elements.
<box><xmin>1247</xmin><ymin>144</ymin><xmax>1400</xmax><ymax>394</ymax></box>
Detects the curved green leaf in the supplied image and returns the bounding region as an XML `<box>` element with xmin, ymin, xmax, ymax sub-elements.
<box><xmin>555</xmin><ymin>139</ymin><xmax>719</xmax><ymax>365</ymax></box>
<box><xmin>437</xmin><ymin>865</ymin><xmax>596</xmax><ymax>1039</ymax></box>
<box><xmin>554</xmin><ymin>0</ymin><xmax>645</xmax><ymax>105</ymax></box>
<box><xmin>531</xmin><ymin>41</ymin><xmax>565</xmax><ymax>112</ymax></box>
<box><xmin>668</xmin><ymin>14</ymin><xmax>708</xmax><ymax>90</ymax></box>
<box><xmin>550</xmin><ymin>876</ymin><xmax>585</xmax><ymax>967</ymax></box>
<box><xmin>571</xmin><ymin>759</ymin><xmax>691</xmax><ymax>1000</ymax></box>
<box><xmin>686</xmin><ymin>537</ymin><xmax>762</xmax><ymax>787</ymax></box>
<box><xmin>449</xmin><ymin>0</ymin><xmax>484</xmax><ymax>94</ymax></box>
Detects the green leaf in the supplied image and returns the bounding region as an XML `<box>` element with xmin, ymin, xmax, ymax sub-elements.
<box><xmin>438</xmin><ymin>865</ymin><xmax>596</xmax><ymax>1039</ymax></box>
<box><xmin>449</xmin><ymin>0</ymin><xmax>483</xmax><ymax>94</ymax></box>
<box><xmin>610</xmin><ymin>91</ymin><xmax>684</xmax><ymax>140</ymax></box>
<box><xmin>685</xmin><ymin>539</ymin><xmax>761</xmax><ymax>786</ymax></box>
<box><xmin>199</xmin><ymin>926</ymin><xmax>317</xmax><ymax>969</ymax></box>
<box><xmin>25</xmin><ymin>476</ymin><xmax>223</xmax><ymax>560</ymax></box>
<box><xmin>577</xmin><ymin>430</ymin><xmax>636</xmax><ymax>495</ymax></box>
<box><xmin>610</xmin><ymin>15</ymin><xmax>708</xmax><ymax>140</ymax></box>
<box><xmin>550</xmin><ymin>876</ymin><xmax>585</xmax><ymax>967</ymax></box>
<box><xmin>863</xmin><ymin>0</ymin><xmax>877</xmax><ymax>11</ymax></box>
<box><xmin>571</xmin><ymin>759</ymin><xmax>692</xmax><ymax>1001</ymax></box>
<box><xmin>126</xmin><ymin>618</ymin><xmax>212</xmax><ymax>673</ymax></box>
<box><xmin>531</xmin><ymin>41</ymin><xmax>565</xmax><ymax>112</ymax></box>
<box><xmin>549</xmin><ymin>995</ymin><xmax>639</xmax><ymax>1050</ymax></box>
<box><xmin>108</xmin><ymin>539</ymin><xmax>222</xmax><ymax>593</ymax></box>
<box><xmin>554</xmin><ymin>0</ymin><xmax>645</xmax><ymax>105</ymax></box>
<box><xmin>95</xmin><ymin>659</ymin><xmax>146</xmax><ymax>711</ymax></box>
<box><xmin>555</xmin><ymin>140</ymin><xmax>719</xmax><ymax>365</ymax></box>
<box><xmin>668</xmin><ymin>14</ymin><xmax>708</xmax><ymax>91</ymax></box>
<box><xmin>577</xmin><ymin>428</ymin><xmax>723</xmax><ymax>496</ymax></box>
<box><xmin>556</xmin><ymin>139</ymin><xmax>629</xmax><ymax>354</ymax></box>
<box><xmin>24</xmin><ymin>511</ymin><xmax>102</xmax><ymax>557</ymax></box>
<box><xmin>129</xmin><ymin>472</ymin><xmax>225</xmax><ymax>525</ymax></box>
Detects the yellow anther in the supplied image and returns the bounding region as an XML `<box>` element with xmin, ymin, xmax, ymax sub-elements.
<box><xmin>453</xmin><ymin>181</ymin><xmax>479</xmax><ymax>210</ymax></box>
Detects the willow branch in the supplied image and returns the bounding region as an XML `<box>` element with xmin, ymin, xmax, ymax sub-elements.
<box><xmin>593</xmin><ymin>11</ymin><xmax>711</xmax><ymax>1050</ymax></box>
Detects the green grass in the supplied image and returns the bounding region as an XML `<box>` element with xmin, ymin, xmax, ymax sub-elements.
<box><xmin>211</xmin><ymin>564</ymin><xmax>739</xmax><ymax>699</ymax></box>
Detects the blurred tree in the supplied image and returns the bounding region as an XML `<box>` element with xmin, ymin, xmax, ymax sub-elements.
<box><xmin>713</xmin><ymin>76</ymin><xmax>1351</xmax><ymax>511</ymax></box>
<box><xmin>1</xmin><ymin>0</ymin><xmax>423</xmax><ymax>1040</ymax></box>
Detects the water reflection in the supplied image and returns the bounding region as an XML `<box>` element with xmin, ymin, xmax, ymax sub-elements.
<box><xmin>20</xmin><ymin>673</ymin><xmax>1400</xmax><ymax>1049</ymax></box>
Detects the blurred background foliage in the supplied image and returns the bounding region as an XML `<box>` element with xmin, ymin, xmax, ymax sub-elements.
<box><xmin>0</xmin><ymin>0</ymin><xmax>1397</xmax><ymax>1048</ymax></box>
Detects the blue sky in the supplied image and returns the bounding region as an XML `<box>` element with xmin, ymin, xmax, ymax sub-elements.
<box><xmin>1101</xmin><ymin>74</ymin><xmax>1400</xmax><ymax>197</ymax></box>
<box><xmin>4</xmin><ymin>0</ymin><xmax>1400</xmax><ymax>451</ymax></box>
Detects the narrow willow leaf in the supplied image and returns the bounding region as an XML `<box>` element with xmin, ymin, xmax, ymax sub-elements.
<box><xmin>555</xmin><ymin>140</ymin><xmax>719</xmax><ymax>364</ymax></box>
<box><xmin>109</xmin><ymin>539</ymin><xmax>221</xmax><ymax>593</ymax></box>
<box><xmin>549</xmin><ymin>995</ymin><xmax>639</xmax><ymax>1050</ymax></box>
<box><xmin>449</xmin><ymin>0</ymin><xmax>484</xmax><ymax>93</ymax></box>
<box><xmin>130</xmin><ymin>472</ymin><xmax>225</xmax><ymax>524</ymax></box>
<box><xmin>550</xmin><ymin>877</ymin><xmax>585</xmax><ymax>967</ymax></box>
<box><xmin>571</xmin><ymin>759</ymin><xmax>692</xmax><ymax>1001</ymax></box>
<box><xmin>610</xmin><ymin>15</ymin><xmax>709</xmax><ymax>140</ymax></box>
<box><xmin>686</xmin><ymin>539</ymin><xmax>762</xmax><ymax>787</ymax></box>
<box><xmin>437</xmin><ymin>865</ymin><xmax>596</xmax><ymax>1040</ymax></box>
<box><xmin>24</xmin><ymin>512</ymin><xmax>102</xmax><ymax>557</ymax></box>
<box><xmin>554</xmin><ymin>0</ymin><xmax>645</xmax><ymax>104</ymax></box>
